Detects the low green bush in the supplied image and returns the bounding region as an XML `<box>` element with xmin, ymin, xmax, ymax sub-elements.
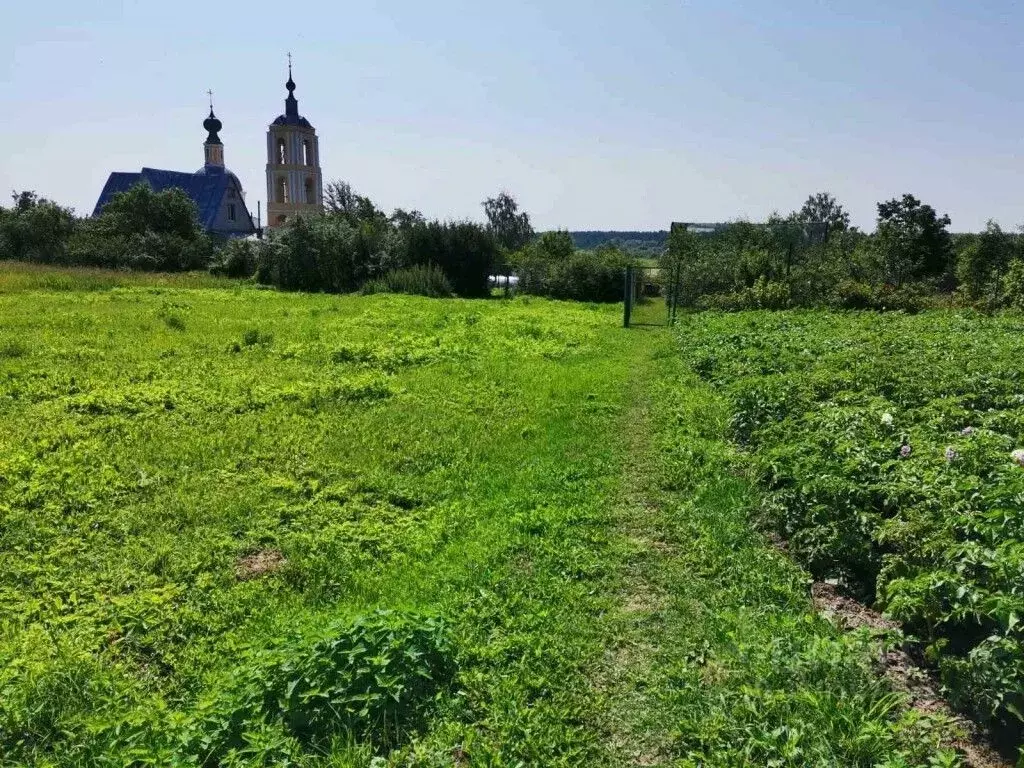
<box><xmin>210</xmin><ymin>237</ymin><xmax>259</xmax><ymax>278</ymax></box>
<box><xmin>832</xmin><ymin>279</ymin><xmax>874</xmax><ymax>309</ymax></box>
<box><xmin>182</xmin><ymin>610</ymin><xmax>454</xmax><ymax>763</ymax></box>
<box><xmin>361</xmin><ymin>263</ymin><xmax>452</xmax><ymax>297</ymax></box>
<box><xmin>693</xmin><ymin>278</ymin><xmax>791</xmax><ymax>311</ymax></box>
<box><xmin>1002</xmin><ymin>258</ymin><xmax>1024</xmax><ymax>310</ymax></box>
<box><xmin>68</xmin><ymin>184</ymin><xmax>214</xmax><ymax>271</ymax></box>
<box><xmin>514</xmin><ymin>234</ymin><xmax>628</xmax><ymax>303</ymax></box>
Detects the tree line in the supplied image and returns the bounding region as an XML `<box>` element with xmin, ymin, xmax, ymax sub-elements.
<box><xmin>0</xmin><ymin>182</ymin><xmax>632</xmax><ymax>301</ymax></box>
<box><xmin>4</xmin><ymin>183</ymin><xmax>1024</xmax><ymax>309</ymax></box>
<box><xmin>664</xmin><ymin>192</ymin><xmax>1024</xmax><ymax>311</ymax></box>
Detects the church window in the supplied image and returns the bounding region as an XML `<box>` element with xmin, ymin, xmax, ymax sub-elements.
<box><xmin>228</xmin><ymin>203</ymin><xmax>236</xmax><ymax>222</ymax></box>
<box><xmin>302</xmin><ymin>140</ymin><xmax>311</xmax><ymax>166</ymax></box>
<box><xmin>277</xmin><ymin>177</ymin><xmax>289</xmax><ymax>204</ymax></box>
<box><xmin>304</xmin><ymin>178</ymin><xmax>314</xmax><ymax>203</ymax></box>
<box><xmin>277</xmin><ymin>138</ymin><xmax>287</xmax><ymax>164</ymax></box>
<box><xmin>227</xmin><ymin>187</ymin><xmax>236</xmax><ymax>199</ymax></box>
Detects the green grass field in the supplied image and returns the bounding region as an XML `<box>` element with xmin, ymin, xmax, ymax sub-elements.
<box><xmin>0</xmin><ymin>265</ymin><xmax>975</xmax><ymax>766</ymax></box>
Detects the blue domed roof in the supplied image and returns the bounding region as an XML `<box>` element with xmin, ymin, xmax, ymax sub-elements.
<box><xmin>272</xmin><ymin>114</ymin><xmax>313</xmax><ymax>128</ymax></box>
<box><xmin>195</xmin><ymin>166</ymin><xmax>241</xmax><ymax>189</ymax></box>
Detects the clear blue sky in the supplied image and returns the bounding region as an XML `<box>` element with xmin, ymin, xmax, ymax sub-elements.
<box><xmin>2</xmin><ymin>0</ymin><xmax>1022</xmax><ymax>231</ymax></box>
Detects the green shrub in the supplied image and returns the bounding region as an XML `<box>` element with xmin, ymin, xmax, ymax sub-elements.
<box><xmin>0</xmin><ymin>192</ymin><xmax>76</xmax><ymax>264</ymax></box>
<box><xmin>241</xmin><ymin>328</ymin><xmax>273</xmax><ymax>347</ymax></box>
<box><xmin>514</xmin><ymin>238</ymin><xmax>627</xmax><ymax>303</ymax></box>
<box><xmin>1002</xmin><ymin>258</ymin><xmax>1024</xmax><ymax>310</ymax></box>
<box><xmin>751</xmin><ymin>276</ymin><xmax>791</xmax><ymax>309</ymax></box>
<box><xmin>255</xmin><ymin>216</ymin><xmax>491</xmax><ymax>298</ymax></box>
<box><xmin>361</xmin><ymin>263</ymin><xmax>452</xmax><ymax>297</ymax></box>
<box><xmin>869</xmin><ymin>282</ymin><xmax>937</xmax><ymax>313</ymax></box>
<box><xmin>182</xmin><ymin>610</ymin><xmax>454</xmax><ymax>762</ymax></box>
<box><xmin>695</xmin><ymin>290</ymin><xmax>753</xmax><ymax>311</ymax></box>
<box><xmin>832</xmin><ymin>279</ymin><xmax>874</xmax><ymax>309</ymax></box>
<box><xmin>553</xmin><ymin>249</ymin><xmax>628</xmax><ymax>302</ymax></box>
<box><xmin>67</xmin><ymin>184</ymin><xmax>213</xmax><ymax>271</ymax></box>
<box><xmin>403</xmin><ymin>220</ymin><xmax>496</xmax><ymax>298</ymax></box>
<box><xmin>828</xmin><ymin>280</ymin><xmax>937</xmax><ymax>312</ymax></box>
<box><xmin>255</xmin><ymin>215</ymin><xmax>405</xmax><ymax>294</ymax></box>
<box><xmin>0</xmin><ymin>339</ymin><xmax>28</xmax><ymax>358</ymax></box>
<box><xmin>211</xmin><ymin>237</ymin><xmax>259</xmax><ymax>278</ymax></box>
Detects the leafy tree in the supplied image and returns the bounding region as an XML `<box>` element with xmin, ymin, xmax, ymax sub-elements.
<box><xmin>766</xmin><ymin>213</ymin><xmax>808</xmax><ymax>278</ymax></box>
<box><xmin>99</xmin><ymin>183</ymin><xmax>202</xmax><ymax>238</ymax></box>
<box><xmin>389</xmin><ymin>208</ymin><xmax>425</xmax><ymax>231</ymax></box>
<box><xmin>875</xmin><ymin>194</ymin><xmax>952</xmax><ymax>284</ymax></box>
<box><xmin>0</xmin><ymin>191</ymin><xmax>76</xmax><ymax>263</ymax></box>
<box><xmin>11</xmin><ymin>190</ymin><xmax>41</xmax><ymax>213</ymax></box>
<box><xmin>259</xmin><ymin>180</ymin><xmax>495</xmax><ymax>297</ymax></box>
<box><xmin>535</xmin><ymin>230</ymin><xmax>575</xmax><ymax>261</ymax></box>
<box><xmin>482</xmin><ymin>192</ymin><xmax>534</xmax><ymax>254</ymax></box>
<box><xmin>1001</xmin><ymin>256</ymin><xmax>1024</xmax><ymax>309</ymax></box>
<box><xmin>795</xmin><ymin>192</ymin><xmax>851</xmax><ymax>233</ymax></box>
<box><xmin>324</xmin><ymin>180</ymin><xmax>358</xmax><ymax>218</ymax></box>
<box><xmin>956</xmin><ymin>221</ymin><xmax>1016</xmax><ymax>302</ymax></box>
<box><xmin>404</xmin><ymin>221</ymin><xmax>496</xmax><ymax>297</ymax></box>
<box><xmin>256</xmin><ymin>213</ymin><xmax>404</xmax><ymax>293</ymax></box>
<box><xmin>69</xmin><ymin>183</ymin><xmax>211</xmax><ymax>270</ymax></box>
<box><xmin>511</xmin><ymin>230</ymin><xmax>627</xmax><ymax>302</ymax></box>
<box><xmin>323</xmin><ymin>180</ymin><xmax>386</xmax><ymax>224</ymax></box>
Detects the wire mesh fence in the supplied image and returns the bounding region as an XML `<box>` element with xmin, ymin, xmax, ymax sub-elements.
<box><xmin>622</xmin><ymin>264</ymin><xmax>680</xmax><ymax>327</ymax></box>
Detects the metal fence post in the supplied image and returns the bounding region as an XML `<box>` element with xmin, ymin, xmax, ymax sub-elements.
<box><xmin>669</xmin><ymin>263</ymin><xmax>679</xmax><ymax>326</ymax></box>
<box><xmin>623</xmin><ymin>265</ymin><xmax>633</xmax><ymax>327</ymax></box>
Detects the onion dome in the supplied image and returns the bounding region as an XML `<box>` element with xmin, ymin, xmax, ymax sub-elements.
<box><xmin>273</xmin><ymin>57</ymin><xmax>313</xmax><ymax>128</ymax></box>
<box><xmin>203</xmin><ymin>108</ymin><xmax>223</xmax><ymax>145</ymax></box>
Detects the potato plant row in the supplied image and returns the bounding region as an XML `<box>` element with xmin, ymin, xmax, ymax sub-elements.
<box><xmin>678</xmin><ymin>310</ymin><xmax>1024</xmax><ymax>749</ymax></box>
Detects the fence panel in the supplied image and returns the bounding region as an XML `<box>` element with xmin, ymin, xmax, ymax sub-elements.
<box><xmin>623</xmin><ymin>265</ymin><xmax>679</xmax><ymax>327</ymax></box>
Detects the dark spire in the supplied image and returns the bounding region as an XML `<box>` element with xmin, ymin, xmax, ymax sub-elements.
<box><xmin>285</xmin><ymin>53</ymin><xmax>299</xmax><ymax>118</ymax></box>
<box><xmin>203</xmin><ymin>90</ymin><xmax>222</xmax><ymax>145</ymax></box>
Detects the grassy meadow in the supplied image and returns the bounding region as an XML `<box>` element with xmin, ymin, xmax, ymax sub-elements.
<box><xmin>0</xmin><ymin>264</ymin><xmax>977</xmax><ymax>765</ymax></box>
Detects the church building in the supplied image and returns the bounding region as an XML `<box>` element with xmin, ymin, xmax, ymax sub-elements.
<box><xmin>265</xmin><ymin>60</ymin><xmax>323</xmax><ymax>228</ymax></box>
<box><xmin>92</xmin><ymin>104</ymin><xmax>256</xmax><ymax>238</ymax></box>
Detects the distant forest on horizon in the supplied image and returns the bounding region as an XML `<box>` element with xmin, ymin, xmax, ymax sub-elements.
<box><xmin>568</xmin><ymin>231</ymin><xmax>669</xmax><ymax>256</ymax></box>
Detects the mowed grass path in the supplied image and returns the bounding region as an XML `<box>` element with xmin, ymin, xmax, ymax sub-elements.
<box><xmin>0</xmin><ymin>268</ymin><xmax>958</xmax><ymax>765</ymax></box>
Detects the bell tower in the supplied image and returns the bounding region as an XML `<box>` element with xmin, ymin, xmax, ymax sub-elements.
<box><xmin>265</xmin><ymin>55</ymin><xmax>323</xmax><ymax>228</ymax></box>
